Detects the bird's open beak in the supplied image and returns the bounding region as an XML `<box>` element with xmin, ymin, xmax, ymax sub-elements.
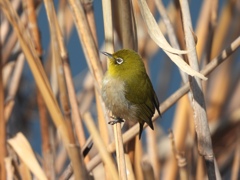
<box><xmin>101</xmin><ymin>51</ymin><xmax>113</xmax><ymax>59</ymax></box>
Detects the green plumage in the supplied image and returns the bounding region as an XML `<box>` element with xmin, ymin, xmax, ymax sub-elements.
<box><xmin>101</xmin><ymin>49</ymin><xmax>161</xmax><ymax>139</ymax></box>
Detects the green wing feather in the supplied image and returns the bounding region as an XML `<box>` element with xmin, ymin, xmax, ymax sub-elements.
<box><xmin>125</xmin><ymin>72</ymin><xmax>160</xmax><ymax>138</ymax></box>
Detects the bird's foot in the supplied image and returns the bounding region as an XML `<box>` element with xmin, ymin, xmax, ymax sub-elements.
<box><xmin>108</xmin><ymin>117</ymin><xmax>124</xmax><ymax>125</ymax></box>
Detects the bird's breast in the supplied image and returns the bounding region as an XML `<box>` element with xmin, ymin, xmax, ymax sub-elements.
<box><xmin>101</xmin><ymin>75</ymin><xmax>138</xmax><ymax>122</ymax></box>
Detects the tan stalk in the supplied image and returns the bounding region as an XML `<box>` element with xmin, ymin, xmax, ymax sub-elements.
<box><xmin>101</xmin><ymin>0</ymin><xmax>114</xmax><ymax>154</ymax></box>
<box><xmin>83</xmin><ymin>112</ymin><xmax>119</xmax><ymax>180</ymax></box>
<box><xmin>119</xmin><ymin>0</ymin><xmax>137</xmax><ymax>51</ymax></box>
<box><xmin>179</xmin><ymin>0</ymin><xmax>219</xmax><ymax>179</ymax></box>
<box><xmin>25</xmin><ymin>0</ymin><xmax>55</xmax><ymax>178</ymax></box>
<box><xmin>141</xmin><ymin>157</ymin><xmax>155</xmax><ymax>180</ymax></box>
<box><xmin>0</xmin><ymin>24</ymin><xmax>6</xmax><ymax>180</ymax></box>
<box><xmin>58</xmin><ymin>0</ymin><xmax>74</xmax><ymax>41</ymax></box>
<box><xmin>169</xmin><ymin>130</ymin><xmax>188</xmax><ymax>180</ymax></box>
<box><xmin>2</xmin><ymin>62</ymin><xmax>15</xmax><ymax>88</ymax></box>
<box><xmin>134</xmin><ymin>138</ymin><xmax>143</xmax><ymax>180</ymax></box>
<box><xmin>195</xmin><ymin>0</ymin><xmax>218</xmax><ymax>59</ymax></box>
<box><xmin>1</xmin><ymin>0</ymin><xmax>22</xmax><ymax>44</ymax></box>
<box><xmin>43</xmin><ymin>0</ymin><xmax>89</xmax><ymax>179</ymax></box>
<box><xmin>67</xmin><ymin>0</ymin><xmax>103</xmax><ymax>87</ymax></box>
<box><xmin>56</xmin><ymin>0</ymin><xmax>88</xmax><ymax>151</ymax></box>
<box><xmin>114</xmin><ymin>123</ymin><xmax>127</xmax><ymax>180</ymax></box>
<box><xmin>2</xmin><ymin>2</ymin><xmax>27</xmax><ymax>65</ymax></box>
<box><xmin>208</xmin><ymin>0</ymin><xmax>238</xmax><ymax>122</ymax></box>
<box><xmin>5</xmin><ymin>53</ymin><xmax>24</xmax><ymax>122</ymax></box>
<box><xmin>231</xmin><ymin>141</ymin><xmax>240</xmax><ymax>180</ymax></box>
<box><xmin>163</xmin><ymin>95</ymin><xmax>191</xmax><ymax>180</ymax></box>
<box><xmin>81</xmin><ymin>0</ymin><xmax>98</xmax><ymax>47</ymax></box>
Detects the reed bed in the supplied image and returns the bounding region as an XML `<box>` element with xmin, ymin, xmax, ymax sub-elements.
<box><xmin>0</xmin><ymin>0</ymin><xmax>239</xmax><ymax>179</ymax></box>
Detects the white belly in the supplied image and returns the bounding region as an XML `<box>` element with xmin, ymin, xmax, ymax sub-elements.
<box><xmin>101</xmin><ymin>75</ymin><xmax>138</xmax><ymax>122</ymax></box>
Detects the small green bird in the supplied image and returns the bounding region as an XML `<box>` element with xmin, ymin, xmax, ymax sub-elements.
<box><xmin>101</xmin><ymin>49</ymin><xmax>160</xmax><ymax>139</ymax></box>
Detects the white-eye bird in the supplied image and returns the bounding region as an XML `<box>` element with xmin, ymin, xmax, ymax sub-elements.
<box><xmin>101</xmin><ymin>49</ymin><xmax>161</xmax><ymax>139</ymax></box>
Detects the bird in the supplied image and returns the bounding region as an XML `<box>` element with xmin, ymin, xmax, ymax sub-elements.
<box><xmin>101</xmin><ymin>49</ymin><xmax>160</xmax><ymax>139</ymax></box>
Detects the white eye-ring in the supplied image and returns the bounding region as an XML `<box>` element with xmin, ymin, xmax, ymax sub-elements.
<box><xmin>116</xmin><ymin>58</ymin><xmax>123</xmax><ymax>64</ymax></box>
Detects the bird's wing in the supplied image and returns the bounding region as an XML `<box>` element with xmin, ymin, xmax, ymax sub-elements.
<box><xmin>125</xmin><ymin>73</ymin><xmax>160</xmax><ymax>129</ymax></box>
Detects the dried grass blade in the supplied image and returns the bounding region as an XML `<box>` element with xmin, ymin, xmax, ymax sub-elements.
<box><xmin>138</xmin><ymin>0</ymin><xmax>207</xmax><ymax>80</ymax></box>
<box><xmin>8</xmin><ymin>133</ymin><xmax>47</xmax><ymax>180</ymax></box>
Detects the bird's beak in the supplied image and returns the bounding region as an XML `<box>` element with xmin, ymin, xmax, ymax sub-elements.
<box><xmin>101</xmin><ymin>51</ymin><xmax>113</xmax><ymax>59</ymax></box>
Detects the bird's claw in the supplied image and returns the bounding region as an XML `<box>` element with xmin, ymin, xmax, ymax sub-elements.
<box><xmin>108</xmin><ymin>117</ymin><xmax>124</xmax><ymax>125</ymax></box>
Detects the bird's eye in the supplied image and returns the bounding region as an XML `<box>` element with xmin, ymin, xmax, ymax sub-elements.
<box><xmin>116</xmin><ymin>58</ymin><xmax>123</xmax><ymax>65</ymax></box>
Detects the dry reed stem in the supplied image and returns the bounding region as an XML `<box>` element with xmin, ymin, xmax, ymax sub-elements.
<box><xmin>2</xmin><ymin>2</ymin><xmax>26</xmax><ymax>65</ymax></box>
<box><xmin>55</xmin><ymin>0</ymin><xmax>88</xmax><ymax>151</ymax></box>
<box><xmin>231</xmin><ymin>140</ymin><xmax>240</xmax><ymax>180</ymax></box>
<box><xmin>4</xmin><ymin>100</ymin><xmax>14</xmax><ymax>123</ymax></box>
<box><xmin>169</xmin><ymin>130</ymin><xmax>188</xmax><ymax>180</ymax></box>
<box><xmin>0</xmin><ymin>27</ymin><xmax>6</xmax><ymax>180</ymax></box>
<box><xmin>120</xmin><ymin>0</ymin><xmax>137</xmax><ymax>51</ymax></box>
<box><xmin>4</xmin><ymin>157</ymin><xmax>13</xmax><ymax>180</ymax></box>
<box><xmin>208</xmin><ymin>0</ymin><xmax>238</xmax><ymax>122</ymax></box>
<box><xmin>1</xmin><ymin>0</ymin><xmax>21</xmax><ymax>63</ymax></box>
<box><xmin>86</xmin><ymin>36</ymin><xmax>240</xmax><ymax>171</ymax></box>
<box><xmin>5</xmin><ymin>54</ymin><xmax>24</xmax><ymax>97</ymax></box>
<box><xmin>101</xmin><ymin>0</ymin><xmax>113</xmax><ymax>148</ymax></box>
<box><xmin>67</xmin><ymin>0</ymin><xmax>103</xmax><ymax>87</ymax></box>
<box><xmin>25</xmin><ymin>0</ymin><xmax>54</xmax><ymax>178</ymax></box>
<box><xmin>124</xmin><ymin>154</ymin><xmax>135</xmax><ymax>180</ymax></box>
<box><xmin>196</xmin><ymin>155</ymin><xmax>205</xmax><ymax>180</ymax></box>
<box><xmin>134</xmin><ymin>139</ymin><xmax>143</xmax><ymax>180</ymax></box>
<box><xmin>0</xmin><ymin>17</ymin><xmax>9</xmax><ymax>44</ymax></box>
<box><xmin>5</xmin><ymin>53</ymin><xmax>24</xmax><ymax>122</ymax></box>
<box><xmin>154</xmin><ymin>3</ymin><xmax>191</xmax><ymax>177</ymax></box>
<box><xmin>58</xmin><ymin>0</ymin><xmax>74</xmax><ymax>41</ymax></box>
<box><xmin>141</xmin><ymin>157</ymin><xmax>155</xmax><ymax>180</ymax></box>
<box><xmin>146</xmin><ymin>126</ymin><xmax>159</xmax><ymax>179</ymax></box>
<box><xmin>211</xmin><ymin>0</ymin><xmax>237</xmax><ymax>59</ymax></box>
<box><xmin>19</xmin><ymin>161</ymin><xmax>31</xmax><ymax>180</ymax></box>
<box><xmin>55</xmin><ymin>144</ymin><xmax>68</xmax><ymax>174</ymax></box>
<box><xmin>95</xmin><ymin>91</ymin><xmax>112</xmax><ymax>180</ymax></box>
<box><xmin>81</xmin><ymin>0</ymin><xmax>98</xmax><ymax>47</ymax></box>
<box><xmin>195</xmin><ymin>0</ymin><xmax>217</xmax><ymax>59</ymax></box>
<box><xmin>178</xmin><ymin>154</ymin><xmax>188</xmax><ymax>180</ymax></box>
<box><xmin>63</xmin><ymin>59</ymin><xmax>87</xmax><ymax>147</ymax></box>
<box><xmin>3</xmin><ymin>62</ymin><xmax>15</xmax><ymax>88</ymax></box>
<box><xmin>43</xmin><ymin>0</ymin><xmax>90</xmax><ymax>178</ymax></box>
<box><xmin>83</xmin><ymin>111</ymin><xmax>119</xmax><ymax>180</ymax></box>
<box><xmin>164</xmin><ymin>95</ymin><xmax>191</xmax><ymax>180</ymax></box>
<box><xmin>25</xmin><ymin>0</ymin><xmax>42</xmax><ymax>56</ymax></box>
<box><xmin>114</xmin><ymin>123</ymin><xmax>127</xmax><ymax>180</ymax></box>
<box><xmin>102</xmin><ymin>0</ymin><xmax>114</xmax><ymax>54</ymax></box>
<box><xmin>179</xmin><ymin>0</ymin><xmax>217</xmax><ymax>179</ymax></box>
<box><xmin>45</xmin><ymin>10</ymin><xmax>75</xmax><ymax>145</ymax></box>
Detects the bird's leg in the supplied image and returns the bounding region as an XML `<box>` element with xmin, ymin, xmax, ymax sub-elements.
<box><xmin>108</xmin><ymin>116</ymin><xmax>124</xmax><ymax>125</ymax></box>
